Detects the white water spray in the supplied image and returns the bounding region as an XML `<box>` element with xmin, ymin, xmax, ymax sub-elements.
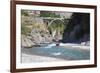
<box><xmin>44</xmin><ymin>43</ymin><xmax>56</xmax><ymax>48</ymax></box>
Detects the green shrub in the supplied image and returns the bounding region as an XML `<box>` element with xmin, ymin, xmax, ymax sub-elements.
<box><xmin>21</xmin><ymin>24</ymin><xmax>31</xmax><ymax>35</ymax></box>
<box><xmin>21</xmin><ymin>10</ymin><xmax>29</xmax><ymax>16</ymax></box>
<box><xmin>40</xmin><ymin>11</ymin><xmax>60</xmax><ymax>17</ymax></box>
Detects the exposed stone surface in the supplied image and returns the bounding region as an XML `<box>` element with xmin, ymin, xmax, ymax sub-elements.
<box><xmin>21</xmin><ymin>28</ymin><xmax>53</xmax><ymax>48</ymax></box>
<box><xmin>62</xmin><ymin>13</ymin><xmax>90</xmax><ymax>43</ymax></box>
<box><xmin>21</xmin><ymin>35</ymin><xmax>35</xmax><ymax>48</ymax></box>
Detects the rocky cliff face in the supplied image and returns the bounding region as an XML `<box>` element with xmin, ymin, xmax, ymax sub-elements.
<box><xmin>21</xmin><ymin>29</ymin><xmax>53</xmax><ymax>48</ymax></box>
<box><xmin>62</xmin><ymin>13</ymin><xmax>90</xmax><ymax>44</ymax></box>
<box><xmin>30</xmin><ymin>28</ymin><xmax>52</xmax><ymax>44</ymax></box>
<box><xmin>21</xmin><ymin>16</ymin><xmax>53</xmax><ymax>48</ymax></box>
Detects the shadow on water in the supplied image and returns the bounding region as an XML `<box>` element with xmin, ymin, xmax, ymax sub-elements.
<box><xmin>21</xmin><ymin>44</ymin><xmax>90</xmax><ymax>61</ymax></box>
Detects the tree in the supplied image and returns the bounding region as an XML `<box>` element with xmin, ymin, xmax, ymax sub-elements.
<box><xmin>40</xmin><ymin>11</ymin><xmax>60</xmax><ymax>17</ymax></box>
<box><xmin>21</xmin><ymin>10</ymin><xmax>29</xmax><ymax>16</ymax></box>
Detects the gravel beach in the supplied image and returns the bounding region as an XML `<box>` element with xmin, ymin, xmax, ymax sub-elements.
<box><xmin>21</xmin><ymin>53</ymin><xmax>66</xmax><ymax>63</ymax></box>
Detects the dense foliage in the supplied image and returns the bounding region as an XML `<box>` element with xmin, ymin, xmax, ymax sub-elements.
<box><xmin>21</xmin><ymin>24</ymin><xmax>31</xmax><ymax>35</ymax></box>
<box><xmin>40</xmin><ymin>11</ymin><xmax>60</xmax><ymax>17</ymax></box>
<box><xmin>21</xmin><ymin>10</ymin><xmax>29</xmax><ymax>16</ymax></box>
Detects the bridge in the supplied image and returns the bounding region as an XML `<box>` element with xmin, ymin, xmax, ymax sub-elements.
<box><xmin>38</xmin><ymin>17</ymin><xmax>70</xmax><ymax>26</ymax></box>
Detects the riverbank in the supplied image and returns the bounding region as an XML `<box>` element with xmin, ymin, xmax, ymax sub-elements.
<box><xmin>22</xmin><ymin>53</ymin><xmax>66</xmax><ymax>63</ymax></box>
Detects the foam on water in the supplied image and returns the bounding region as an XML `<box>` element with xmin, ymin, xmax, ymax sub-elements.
<box><xmin>44</xmin><ymin>43</ymin><xmax>56</xmax><ymax>48</ymax></box>
<box><xmin>52</xmin><ymin>52</ymin><xmax>62</xmax><ymax>56</ymax></box>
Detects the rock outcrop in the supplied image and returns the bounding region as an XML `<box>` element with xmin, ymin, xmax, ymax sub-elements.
<box><xmin>62</xmin><ymin>13</ymin><xmax>90</xmax><ymax>44</ymax></box>
<box><xmin>21</xmin><ymin>28</ymin><xmax>53</xmax><ymax>48</ymax></box>
<box><xmin>21</xmin><ymin>35</ymin><xmax>35</xmax><ymax>48</ymax></box>
<box><xmin>30</xmin><ymin>28</ymin><xmax>53</xmax><ymax>44</ymax></box>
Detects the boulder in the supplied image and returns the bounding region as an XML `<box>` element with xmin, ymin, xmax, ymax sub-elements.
<box><xmin>31</xmin><ymin>28</ymin><xmax>52</xmax><ymax>44</ymax></box>
<box><xmin>21</xmin><ymin>35</ymin><xmax>35</xmax><ymax>48</ymax></box>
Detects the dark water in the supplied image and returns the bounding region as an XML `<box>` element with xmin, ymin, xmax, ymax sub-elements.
<box><xmin>22</xmin><ymin>46</ymin><xmax>90</xmax><ymax>60</ymax></box>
